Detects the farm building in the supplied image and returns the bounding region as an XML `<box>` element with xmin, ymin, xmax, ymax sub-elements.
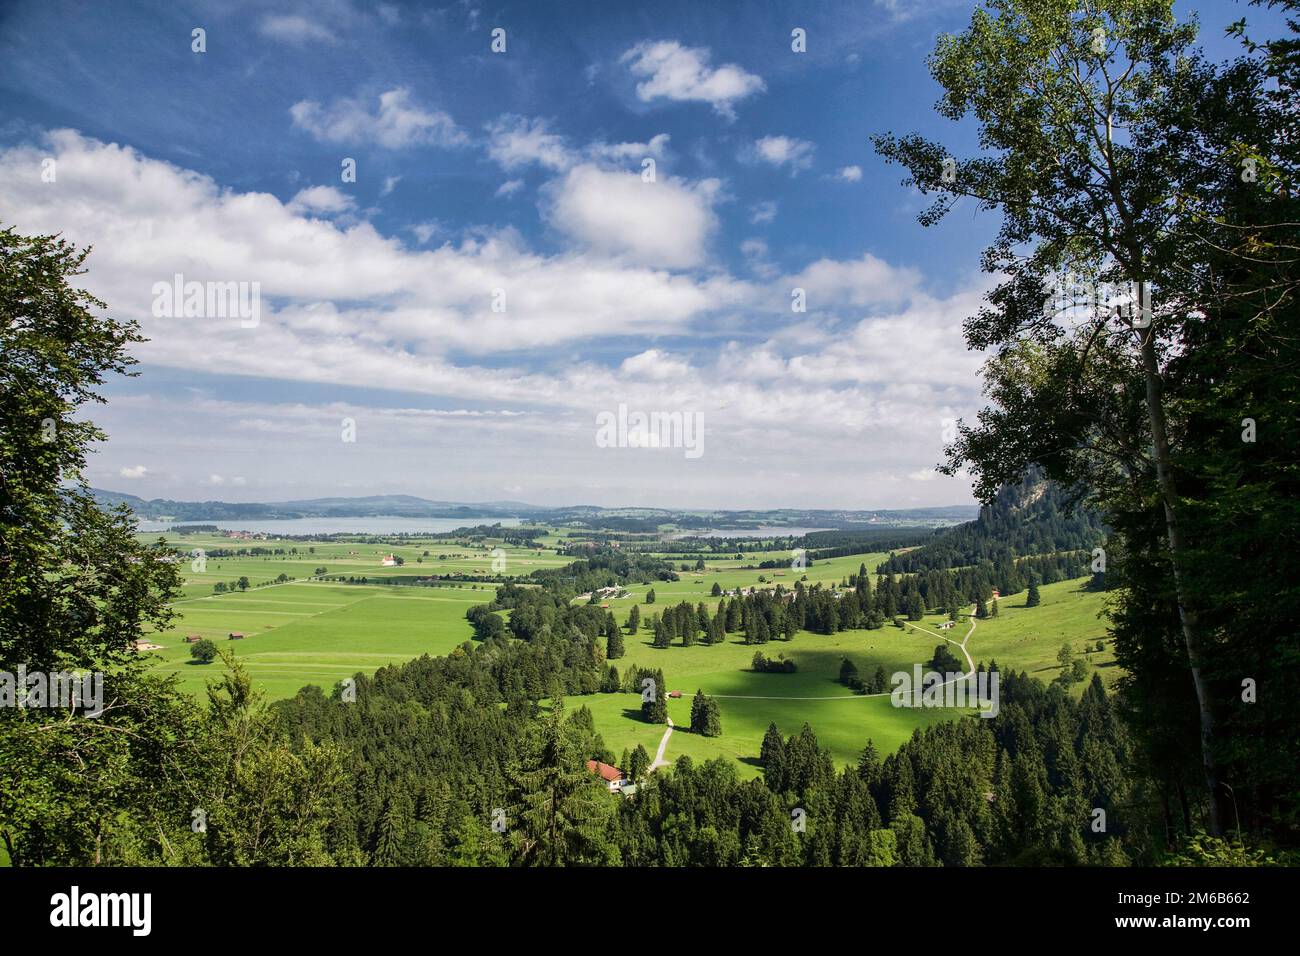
<box><xmin>228</xmin><ymin>632</ymin><xmax>245</xmax><ymax>640</ymax></box>
<box><xmin>585</xmin><ymin>760</ymin><xmax>626</xmax><ymax>793</ymax></box>
<box><xmin>183</xmin><ymin>634</ymin><xmax>203</xmax><ymax>643</ymax></box>
<box><xmin>668</xmin><ymin>690</ymin><xmax>683</xmax><ymax>699</ymax></box>
<box><xmin>381</xmin><ymin>554</ymin><xmax>397</xmax><ymax>567</ymax></box>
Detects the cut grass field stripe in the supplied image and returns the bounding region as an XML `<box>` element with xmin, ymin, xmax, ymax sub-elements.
<box><xmin>171</xmin><ymin>608</ymin><xmax>313</xmax><ymax>616</ymax></box>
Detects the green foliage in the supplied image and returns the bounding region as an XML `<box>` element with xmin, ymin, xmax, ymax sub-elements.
<box><xmin>689</xmin><ymin>690</ymin><xmax>722</xmax><ymax>737</ymax></box>
<box><xmin>191</xmin><ymin>639</ymin><xmax>218</xmax><ymax>663</ymax></box>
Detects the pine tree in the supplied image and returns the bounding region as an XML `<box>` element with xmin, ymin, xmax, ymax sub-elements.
<box><xmin>1026</xmin><ymin>576</ymin><xmax>1041</xmax><ymax>607</ymax></box>
<box><xmin>606</xmin><ymin>629</ymin><xmax>624</xmax><ymax>660</ymax></box>
<box><xmin>509</xmin><ymin>706</ymin><xmax>612</xmax><ymax>866</ymax></box>
<box><xmin>626</xmin><ymin>604</ymin><xmax>640</xmax><ymax>633</ymax></box>
<box><xmin>601</xmin><ymin>665</ymin><xmax>621</xmax><ymax>693</ymax></box>
<box><xmin>628</xmin><ymin>744</ymin><xmax>650</xmax><ymax>782</ymax></box>
<box><xmin>760</xmin><ymin>723</ymin><xmax>787</xmax><ymax>792</ymax></box>
<box><xmin>689</xmin><ymin>689</ymin><xmax>709</xmax><ymax>734</ymax></box>
<box><xmin>645</xmin><ymin>588</ymin><xmax>656</xmax><ymax>605</ymax></box>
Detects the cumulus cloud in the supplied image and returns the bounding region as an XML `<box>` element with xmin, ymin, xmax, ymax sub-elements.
<box><xmin>486</xmin><ymin>115</ymin><xmax>572</xmax><ymax>171</ymax></box>
<box><xmin>290</xmin><ymin>88</ymin><xmax>465</xmax><ymax>148</ymax></box>
<box><xmin>749</xmin><ymin>200</ymin><xmax>778</xmax><ymax>224</ymax></box>
<box><xmin>544</xmin><ymin>164</ymin><xmax>719</xmax><ymax>269</ymax></box>
<box><xmin>836</xmin><ymin>165</ymin><xmax>863</xmax><ymax>182</ymax></box>
<box><xmin>287</xmin><ymin>185</ymin><xmax>356</xmax><ymax>215</ymax></box>
<box><xmin>621</xmin><ymin>41</ymin><xmax>764</xmax><ymax>117</ymax></box>
<box><xmin>619</xmin><ymin>348</ymin><xmax>693</xmax><ymax>381</ymax></box>
<box><xmin>749</xmin><ymin>136</ymin><xmax>816</xmax><ymax>175</ymax></box>
<box><xmin>1</xmin><ymin>130</ymin><xmax>984</xmax><ymax>508</ymax></box>
<box><xmin>486</xmin><ymin>115</ymin><xmax>670</xmax><ymax>173</ymax></box>
<box><xmin>787</xmin><ymin>253</ymin><xmax>922</xmax><ymax>307</ymax></box>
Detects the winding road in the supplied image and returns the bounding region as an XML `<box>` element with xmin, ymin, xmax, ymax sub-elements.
<box><xmin>649</xmin><ymin>717</ymin><xmax>674</xmax><ymax>772</ymax></box>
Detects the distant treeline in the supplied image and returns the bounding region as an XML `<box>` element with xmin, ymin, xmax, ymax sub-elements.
<box><xmin>802</xmin><ymin>528</ymin><xmax>935</xmax><ymax>559</ymax></box>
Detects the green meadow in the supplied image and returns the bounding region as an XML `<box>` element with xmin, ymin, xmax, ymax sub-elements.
<box><xmin>147</xmin><ymin>581</ymin><xmax>483</xmax><ymax>699</ymax></box>
<box><xmin>139</xmin><ymin>529</ymin><xmax>1116</xmax><ymax>777</ymax></box>
<box><xmin>566</xmin><ymin>573</ymin><xmax>1114</xmax><ymax>778</ymax></box>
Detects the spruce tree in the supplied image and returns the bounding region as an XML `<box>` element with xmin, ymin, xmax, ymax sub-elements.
<box><xmin>760</xmin><ymin>723</ymin><xmax>787</xmax><ymax>791</ymax></box>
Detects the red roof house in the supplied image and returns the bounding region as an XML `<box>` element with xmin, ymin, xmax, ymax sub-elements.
<box><xmin>586</xmin><ymin>760</ymin><xmax>626</xmax><ymax>792</ymax></box>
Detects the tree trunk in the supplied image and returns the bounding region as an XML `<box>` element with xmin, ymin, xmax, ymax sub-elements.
<box><xmin>1136</xmin><ymin>289</ymin><xmax>1223</xmax><ymax>836</ymax></box>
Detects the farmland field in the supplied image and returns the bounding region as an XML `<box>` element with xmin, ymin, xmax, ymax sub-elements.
<box><xmin>139</xmin><ymin>529</ymin><xmax>1115</xmax><ymax>777</ymax></box>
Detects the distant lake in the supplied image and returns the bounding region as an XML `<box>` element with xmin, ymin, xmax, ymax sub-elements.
<box><xmin>135</xmin><ymin>516</ymin><xmax>522</xmax><ymax>536</ymax></box>
<box><xmin>673</xmin><ymin>527</ymin><xmax>833</xmax><ymax>539</ymax></box>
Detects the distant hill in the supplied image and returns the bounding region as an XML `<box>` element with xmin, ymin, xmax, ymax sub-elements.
<box><xmin>90</xmin><ymin>489</ymin><xmax>529</xmax><ymax>521</ymax></box>
<box><xmin>875</xmin><ymin>471</ymin><xmax>1106</xmax><ymax>574</ymax></box>
<box><xmin>90</xmin><ymin>488</ymin><xmax>978</xmax><ymax>529</ymax></box>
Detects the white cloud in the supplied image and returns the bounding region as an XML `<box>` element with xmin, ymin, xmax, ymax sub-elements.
<box><xmin>409</xmin><ymin>221</ymin><xmax>441</xmax><ymax>244</ymax></box>
<box><xmin>544</xmin><ymin>163</ymin><xmax>719</xmax><ymax>269</ymax></box>
<box><xmin>258</xmin><ymin>14</ymin><xmax>338</xmax><ymax>45</ymax></box>
<box><xmin>290</xmin><ymin>88</ymin><xmax>465</xmax><ymax>149</ymax></box>
<box><xmin>750</xmin><ymin>136</ymin><xmax>816</xmax><ymax>175</ymax></box>
<box><xmin>381</xmin><ymin>175</ymin><xmax>401</xmax><ymax>197</ymax></box>
<box><xmin>619</xmin><ymin>348</ymin><xmax>693</xmax><ymax>381</ymax></box>
<box><xmin>486</xmin><ymin>116</ymin><xmax>670</xmax><ymax>173</ymax></box>
<box><xmin>1</xmin><ymin>131</ymin><xmax>985</xmax><ymax>509</ymax></box>
<box><xmin>495</xmin><ymin>179</ymin><xmax>525</xmax><ymax>198</ymax></box>
<box><xmin>621</xmin><ymin>41</ymin><xmax>764</xmax><ymax>118</ymax></box>
<box><xmin>587</xmin><ymin>133</ymin><xmax>670</xmax><ymax>164</ymax></box>
<box><xmin>836</xmin><ymin>165</ymin><xmax>863</xmax><ymax>182</ymax></box>
<box><xmin>485</xmin><ymin>115</ymin><xmax>572</xmax><ymax>171</ymax></box>
<box><xmin>787</xmin><ymin>253</ymin><xmax>922</xmax><ymax>307</ymax></box>
<box><xmin>287</xmin><ymin>185</ymin><xmax>356</xmax><ymax>215</ymax></box>
<box><xmin>0</xmin><ymin>131</ymin><xmax>724</xmax><ymax>361</ymax></box>
<box><xmin>749</xmin><ymin>200</ymin><xmax>778</xmax><ymax>224</ymax></box>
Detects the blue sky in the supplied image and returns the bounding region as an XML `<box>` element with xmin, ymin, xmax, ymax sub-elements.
<box><xmin>0</xmin><ymin>0</ymin><xmax>1278</xmax><ymax>509</ymax></box>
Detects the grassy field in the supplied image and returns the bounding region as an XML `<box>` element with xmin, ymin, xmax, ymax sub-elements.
<box><xmin>137</xmin><ymin>529</ymin><xmax>1117</xmax><ymax>778</ymax></box>
<box><xmin>566</xmin><ymin>574</ymin><xmax>1114</xmax><ymax>778</ymax></box>
<box><xmin>147</xmin><ymin>580</ymin><xmax>483</xmax><ymax>699</ymax></box>
<box><xmin>153</xmin><ymin>531</ymin><xmax>570</xmax><ymax>602</ymax></box>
